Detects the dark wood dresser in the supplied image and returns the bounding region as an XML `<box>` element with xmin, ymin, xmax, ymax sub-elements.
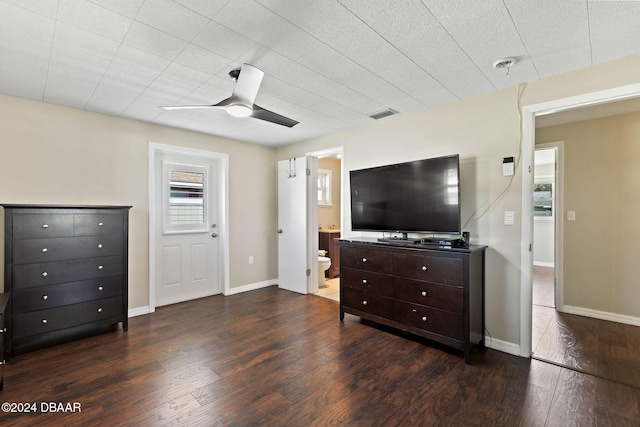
<box><xmin>2</xmin><ymin>205</ymin><xmax>131</xmax><ymax>356</ymax></box>
<box><xmin>319</xmin><ymin>230</ymin><xmax>340</xmax><ymax>278</ymax></box>
<box><xmin>0</xmin><ymin>292</ymin><xmax>8</xmax><ymax>390</ymax></box>
<box><xmin>339</xmin><ymin>239</ymin><xmax>486</xmax><ymax>363</ymax></box>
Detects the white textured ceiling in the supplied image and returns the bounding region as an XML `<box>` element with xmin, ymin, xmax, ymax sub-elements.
<box><xmin>2</xmin><ymin>0</ymin><xmax>640</xmax><ymax>146</ymax></box>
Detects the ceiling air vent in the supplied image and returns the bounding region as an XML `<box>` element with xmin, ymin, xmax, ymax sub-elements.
<box><xmin>368</xmin><ymin>108</ymin><xmax>398</xmax><ymax>120</ymax></box>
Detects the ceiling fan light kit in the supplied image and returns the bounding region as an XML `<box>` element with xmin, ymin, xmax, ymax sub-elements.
<box><xmin>226</xmin><ymin>104</ymin><xmax>253</xmax><ymax>117</ymax></box>
<box><xmin>160</xmin><ymin>63</ymin><xmax>298</xmax><ymax>128</ymax></box>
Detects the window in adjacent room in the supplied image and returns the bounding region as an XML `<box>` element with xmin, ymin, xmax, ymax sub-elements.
<box><xmin>318</xmin><ymin>168</ymin><xmax>332</xmax><ymax>206</ymax></box>
<box><xmin>163</xmin><ymin>162</ymin><xmax>208</xmax><ymax>233</ymax></box>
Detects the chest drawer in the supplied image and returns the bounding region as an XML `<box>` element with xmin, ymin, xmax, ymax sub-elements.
<box><xmin>394</xmin><ymin>277</ymin><xmax>463</xmax><ymax>314</ymax></box>
<box><xmin>394</xmin><ymin>300</ymin><xmax>463</xmax><ymax>340</ymax></box>
<box><xmin>12</xmin><ymin>276</ymin><xmax>123</xmax><ymax>314</ymax></box>
<box><xmin>13</xmin><ymin>214</ymin><xmax>74</xmax><ymax>239</ymax></box>
<box><xmin>12</xmin><ymin>255</ymin><xmax>124</xmax><ymax>289</ymax></box>
<box><xmin>342</xmin><ymin>288</ymin><xmax>394</xmax><ymax>319</ymax></box>
<box><xmin>13</xmin><ymin>235</ymin><xmax>124</xmax><ymax>264</ymax></box>
<box><xmin>12</xmin><ymin>296</ymin><xmax>123</xmax><ymax>339</ymax></box>
<box><xmin>74</xmin><ymin>213</ymin><xmax>124</xmax><ymax>236</ymax></box>
<box><xmin>393</xmin><ymin>253</ymin><xmax>463</xmax><ymax>285</ymax></box>
<box><xmin>342</xmin><ymin>246</ymin><xmax>392</xmax><ymax>274</ymax></box>
<box><xmin>341</xmin><ymin>267</ymin><xmax>393</xmax><ymax>297</ymax></box>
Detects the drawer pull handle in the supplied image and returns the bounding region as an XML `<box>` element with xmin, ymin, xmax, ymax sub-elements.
<box><xmin>42</xmin><ymin>295</ymin><xmax>48</xmax><ymax>301</ymax></box>
<box><xmin>98</xmin><ymin>286</ymin><xmax>104</xmax><ymax>291</ymax></box>
<box><xmin>42</xmin><ymin>271</ymin><xmax>48</xmax><ymax>277</ymax></box>
<box><xmin>362</xmin><ymin>300</ymin><xmax>368</xmax><ymax>306</ymax></box>
<box><xmin>0</xmin><ymin>327</ymin><xmax>6</xmax><ymax>333</ymax></box>
<box><xmin>362</xmin><ymin>279</ymin><xmax>368</xmax><ymax>284</ymax></box>
<box><xmin>98</xmin><ymin>265</ymin><xmax>104</xmax><ymax>270</ymax></box>
<box><xmin>421</xmin><ymin>291</ymin><xmax>427</xmax><ymax>297</ymax></box>
<box><xmin>42</xmin><ymin>224</ymin><xmax>49</xmax><ymax>229</ymax></box>
<box><xmin>421</xmin><ymin>316</ymin><xmax>428</xmax><ymax>322</ymax></box>
<box><xmin>97</xmin><ymin>308</ymin><xmax>103</xmax><ymax>313</ymax></box>
<box><xmin>98</xmin><ymin>222</ymin><xmax>104</xmax><ymax>227</ymax></box>
<box><xmin>97</xmin><ymin>243</ymin><xmax>103</xmax><ymax>249</ymax></box>
<box><xmin>0</xmin><ymin>360</ymin><xmax>4</xmax><ymax>365</ymax></box>
<box><xmin>42</xmin><ymin>248</ymin><xmax>48</xmax><ymax>253</ymax></box>
<box><xmin>362</xmin><ymin>257</ymin><xmax>367</xmax><ymax>263</ymax></box>
<box><xmin>421</xmin><ymin>266</ymin><xmax>428</xmax><ymax>271</ymax></box>
<box><xmin>42</xmin><ymin>319</ymin><xmax>48</xmax><ymax>324</ymax></box>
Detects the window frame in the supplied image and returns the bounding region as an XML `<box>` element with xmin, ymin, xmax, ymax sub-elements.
<box><xmin>317</xmin><ymin>168</ymin><xmax>332</xmax><ymax>207</ymax></box>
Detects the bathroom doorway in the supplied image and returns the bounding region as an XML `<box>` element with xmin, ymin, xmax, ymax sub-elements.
<box><xmin>306</xmin><ymin>147</ymin><xmax>344</xmax><ymax>302</ymax></box>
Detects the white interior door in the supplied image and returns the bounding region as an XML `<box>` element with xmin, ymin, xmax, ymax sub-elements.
<box><xmin>154</xmin><ymin>152</ymin><xmax>221</xmax><ymax>306</ymax></box>
<box><xmin>277</xmin><ymin>157</ymin><xmax>317</xmax><ymax>294</ymax></box>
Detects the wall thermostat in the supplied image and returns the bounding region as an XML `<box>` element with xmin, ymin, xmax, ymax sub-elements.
<box><xmin>503</xmin><ymin>157</ymin><xmax>514</xmax><ymax>176</ymax></box>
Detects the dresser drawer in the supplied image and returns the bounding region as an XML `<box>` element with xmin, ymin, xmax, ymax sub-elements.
<box><xmin>342</xmin><ymin>288</ymin><xmax>394</xmax><ymax>319</ymax></box>
<box><xmin>12</xmin><ymin>296</ymin><xmax>123</xmax><ymax>339</ymax></box>
<box><xmin>12</xmin><ymin>256</ymin><xmax>124</xmax><ymax>289</ymax></box>
<box><xmin>394</xmin><ymin>277</ymin><xmax>463</xmax><ymax>314</ymax></box>
<box><xmin>393</xmin><ymin>253</ymin><xmax>463</xmax><ymax>285</ymax></box>
<box><xmin>394</xmin><ymin>300</ymin><xmax>463</xmax><ymax>340</ymax></box>
<box><xmin>341</xmin><ymin>245</ymin><xmax>392</xmax><ymax>274</ymax></box>
<box><xmin>74</xmin><ymin>213</ymin><xmax>124</xmax><ymax>236</ymax></box>
<box><xmin>13</xmin><ymin>214</ymin><xmax>74</xmax><ymax>239</ymax></box>
<box><xmin>13</xmin><ymin>235</ymin><xmax>124</xmax><ymax>264</ymax></box>
<box><xmin>12</xmin><ymin>276</ymin><xmax>123</xmax><ymax>314</ymax></box>
<box><xmin>341</xmin><ymin>267</ymin><xmax>393</xmax><ymax>297</ymax></box>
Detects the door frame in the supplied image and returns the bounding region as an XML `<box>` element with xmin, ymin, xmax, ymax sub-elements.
<box><xmin>148</xmin><ymin>142</ymin><xmax>230</xmax><ymax>313</ymax></box>
<box><xmin>520</xmin><ymin>82</ymin><xmax>640</xmax><ymax>357</ymax></box>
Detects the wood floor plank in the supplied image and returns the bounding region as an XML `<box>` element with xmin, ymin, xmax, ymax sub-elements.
<box><xmin>2</xmin><ymin>286</ymin><xmax>640</xmax><ymax>425</ymax></box>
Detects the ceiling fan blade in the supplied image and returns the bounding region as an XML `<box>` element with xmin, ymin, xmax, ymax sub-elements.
<box><xmin>159</xmin><ymin>97</ymin><xmax>233</xmax><ymax>110</ymax></box>
<box><xmin>232</xmin><ymin>64</ymin><xmax>264</xmax><ymax>106</ymax></box>
<box><xmin>252</xmin><ymin>104</ymin><xmax>299</xmax><ymax>128</ymax></box>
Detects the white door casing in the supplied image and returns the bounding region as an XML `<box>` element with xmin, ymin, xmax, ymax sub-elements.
<box><xmin>277</xmin><ymin>157</ymin><xmax>318</xmax><ymax>294</ymax></box>
<box><xmin>149</xmin><ymin>143</ymin><xmax>229</xmax><ymax>312</ymax></box>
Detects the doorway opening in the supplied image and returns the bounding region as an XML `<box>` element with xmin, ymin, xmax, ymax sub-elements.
<box><xmin>306</xmin><ymin>147</ymin><xmax>344</xmax><ymax>302</ymax></box>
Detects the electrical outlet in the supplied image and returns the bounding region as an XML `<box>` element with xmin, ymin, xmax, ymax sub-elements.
<box><xmin>567</xmin><ymin>211</ymin><xmax>576</xmax><ymax>221</ymax></box>
<box><xmin>249</xmin><ymin>256</ymin><xmax>254</xmax><ymax>265</ymax></box>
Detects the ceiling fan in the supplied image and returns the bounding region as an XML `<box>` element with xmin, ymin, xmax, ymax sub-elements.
<box><xmin>160</xmin><ymin>63</ymin><xmax>299</xmax><ymax>128</ymax></box>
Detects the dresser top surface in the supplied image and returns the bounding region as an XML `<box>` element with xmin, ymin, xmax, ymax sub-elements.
<box><xmin>2</xmin><ymin>204</ymin><xmax>132</xmax><ymax>210</ymax></box>
<box><xmin>340</xmin><ymin>237</ymin><xmax>487</xmax><ymax>253</ymax></box>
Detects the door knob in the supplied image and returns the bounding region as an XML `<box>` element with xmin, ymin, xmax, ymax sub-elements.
<box><xmin>277</xmin><ymin>229</ymin><xmax>283</xmax><ymax>234</ymax></box>
<box><xmin>211</xmin><ymin>233</ymin><xmax>218</xmax><ymax>238</ymax></box>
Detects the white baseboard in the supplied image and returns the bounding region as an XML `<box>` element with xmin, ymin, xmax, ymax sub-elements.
<box><xmin>224</xmin><ymin>279</ymin><xmax>277</xmax><ymax>295</ymax></box>
<box><xmin>533</xmin><ymin>261</ymin><xmax>554</xmax><ymax>267</ymax></box>
<box><xmin>128</xmin><ymin>306</ymin><xmax>152</xmax><ymax>318</ymax></box>
<box><xmin>486</xmin><ymin>336</ymin><xmax>521</xmax><ymax>356</ymax></box>
<box><xmin>561</xmin><ymin>305</ymin><xmax>640</xmax><ymax>327</ymax></box>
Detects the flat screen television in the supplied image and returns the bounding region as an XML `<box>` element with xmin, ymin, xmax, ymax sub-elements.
<box><xmin>350</xmin><ymin>154</ymin><xmax>461</xmax><ymax>237</ymax></box>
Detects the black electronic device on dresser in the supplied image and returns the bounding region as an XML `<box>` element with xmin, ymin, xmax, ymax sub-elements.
<box><xmin>339</xmin><ymin>239</ymin><xmax>486</xmax><ymax>364</ymax></box>
<box><xmin>2</xmin><ymin>205</ymin><xmax>131</xmax><ymax>357</ymax></box>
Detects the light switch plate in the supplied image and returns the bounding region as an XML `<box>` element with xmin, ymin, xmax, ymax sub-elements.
<box><xmin>504</xmin><ymin>211</ymin><xmax>515</xmax><ymax>225</ymax></box>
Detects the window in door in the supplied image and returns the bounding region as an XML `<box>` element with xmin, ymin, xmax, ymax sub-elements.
<box><xmin>163</xmin><ymin>161</ymin><xmax>208</xmax><ymax>233</ymax></box>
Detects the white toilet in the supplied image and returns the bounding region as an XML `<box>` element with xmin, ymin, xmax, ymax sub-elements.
<box><xmin>318</xmin><ymin>250</ymin><xmax>332</xmax><ymax>288</ymax></box>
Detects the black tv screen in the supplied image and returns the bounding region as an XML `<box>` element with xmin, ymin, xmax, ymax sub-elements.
<box><xmin>350</xmin><ymin>154</ymin><xmax>461</xmax><ymax>234</ymax></box>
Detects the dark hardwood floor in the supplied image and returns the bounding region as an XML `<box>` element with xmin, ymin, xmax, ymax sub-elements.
<box><xmin>532</xmin><ymin>266</ymin><xmax>640</xmax><ymax>390</ymax></box>
<box><xmin>3</xmin><ymin>286</ymin><xmax>640</xmax><ymax>426</ymax></box>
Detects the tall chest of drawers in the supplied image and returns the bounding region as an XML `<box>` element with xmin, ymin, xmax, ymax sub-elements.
<box><xmin>3</xmin><ymin>205</ymin><xmax>131</xmax><ymax>356</ymax></box>
<box><xmin>340</xmin><ymin>239</ymin><xmax>486</xmax><ymax>364</ymax></box>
